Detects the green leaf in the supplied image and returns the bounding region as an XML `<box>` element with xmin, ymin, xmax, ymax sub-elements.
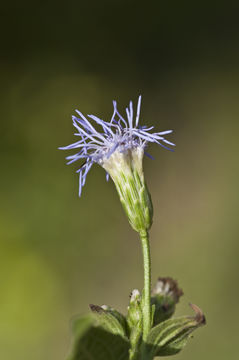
<box><xmin>68</xmin><ymin>308</ymin><xmax>130</xmax><ymax>360</ymax></box>
<box><xmin>89</xmin><ymin>304</ymin><xmax>128</xmax><ymax>338</ymax></box>
<box><xmin>145</xmin><ymin>303</ymin><xmax>206</xmax><ymax>358</ymax></box>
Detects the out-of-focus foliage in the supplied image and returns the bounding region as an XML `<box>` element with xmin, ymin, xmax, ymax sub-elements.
<box><xmin>0</xmin><ymin>1</ymin><xmax>239</xmax><ymax>360</ymax></box>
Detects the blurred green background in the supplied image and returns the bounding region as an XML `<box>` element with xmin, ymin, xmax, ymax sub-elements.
<box><xmin>1</xmin><ymin>1</ymin><xmax>239</xmax><ymax>359</ymax></box>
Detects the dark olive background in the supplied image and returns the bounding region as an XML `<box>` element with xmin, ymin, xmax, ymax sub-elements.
<box><xmin>1</xmin><ymin>1</ymin><xmax>239</xmax><ymax>359</ymax></box>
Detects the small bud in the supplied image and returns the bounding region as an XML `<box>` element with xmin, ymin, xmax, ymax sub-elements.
<box><xmin>127</xmin><ymin>289</ymin><xmax>142</xmax><ymax>329</ymax></box>
<box><xmin>151</xmin><ymin>277</ymin><xmax>183</xmax><ymax>325</ymax></box>
<box><xmin>126</xmin><ymin>289</ymin><xmax>143</xmax><ymax>358</ymax></box>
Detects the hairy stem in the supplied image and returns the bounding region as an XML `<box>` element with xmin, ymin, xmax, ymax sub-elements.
<box><xmin>140</xmin><ymin>230</ymin><xmax>151</xmax><ymax>341</ymax></box>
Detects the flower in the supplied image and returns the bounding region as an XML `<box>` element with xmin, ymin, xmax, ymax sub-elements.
<box><xmin>152</xmin><ymin>277</ymin><xmax>183</xmax><ymax>303</ymax></box>
<box><xmin>59</xmin><ymin>96</ymin><xmax>175</xmax><ymax>232</ymax></box>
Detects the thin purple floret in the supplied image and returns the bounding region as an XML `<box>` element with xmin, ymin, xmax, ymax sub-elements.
<box><xmin>59</xmin><ymin>96</ymin><xmax>175</xmax><ymax>196</ymax></box>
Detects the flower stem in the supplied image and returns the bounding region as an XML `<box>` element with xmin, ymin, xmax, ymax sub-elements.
<box><xmin>140</xmin><ymin>230</ymin><xmax>151</xmax><ymax>341</ymax></box>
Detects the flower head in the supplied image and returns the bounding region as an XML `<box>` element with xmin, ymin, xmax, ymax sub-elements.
<box><xmin>151</xmin><ymin>277</ymin><xmax>183</xmax><ymax>325</ymax></box>
<box><xmin>60</xmin><ymin>96</ymin><xmax>175</xmax><ymax>232</ymax></box>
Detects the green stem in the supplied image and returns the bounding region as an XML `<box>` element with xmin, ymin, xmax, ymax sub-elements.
<box><xmin>140</xmin><ymin>230</ymin><xmax>151</xmax><ymax>341</ymax></box>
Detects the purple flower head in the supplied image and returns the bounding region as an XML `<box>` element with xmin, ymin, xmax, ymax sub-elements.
<box><xmin>59</xmin><ymin>96</ymin><xmax>175</xmax><ymax>196</ymax></box>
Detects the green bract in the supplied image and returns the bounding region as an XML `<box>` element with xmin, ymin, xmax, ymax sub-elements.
<box><xmin>144</xmin><ymin>303</ymin><xmax>206</xmax><ymax>359</ymax></box>
<box><xmin>102</xmin><ymin>148</ymin><xmax>153</xmax><ymax>233</ymax></box>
